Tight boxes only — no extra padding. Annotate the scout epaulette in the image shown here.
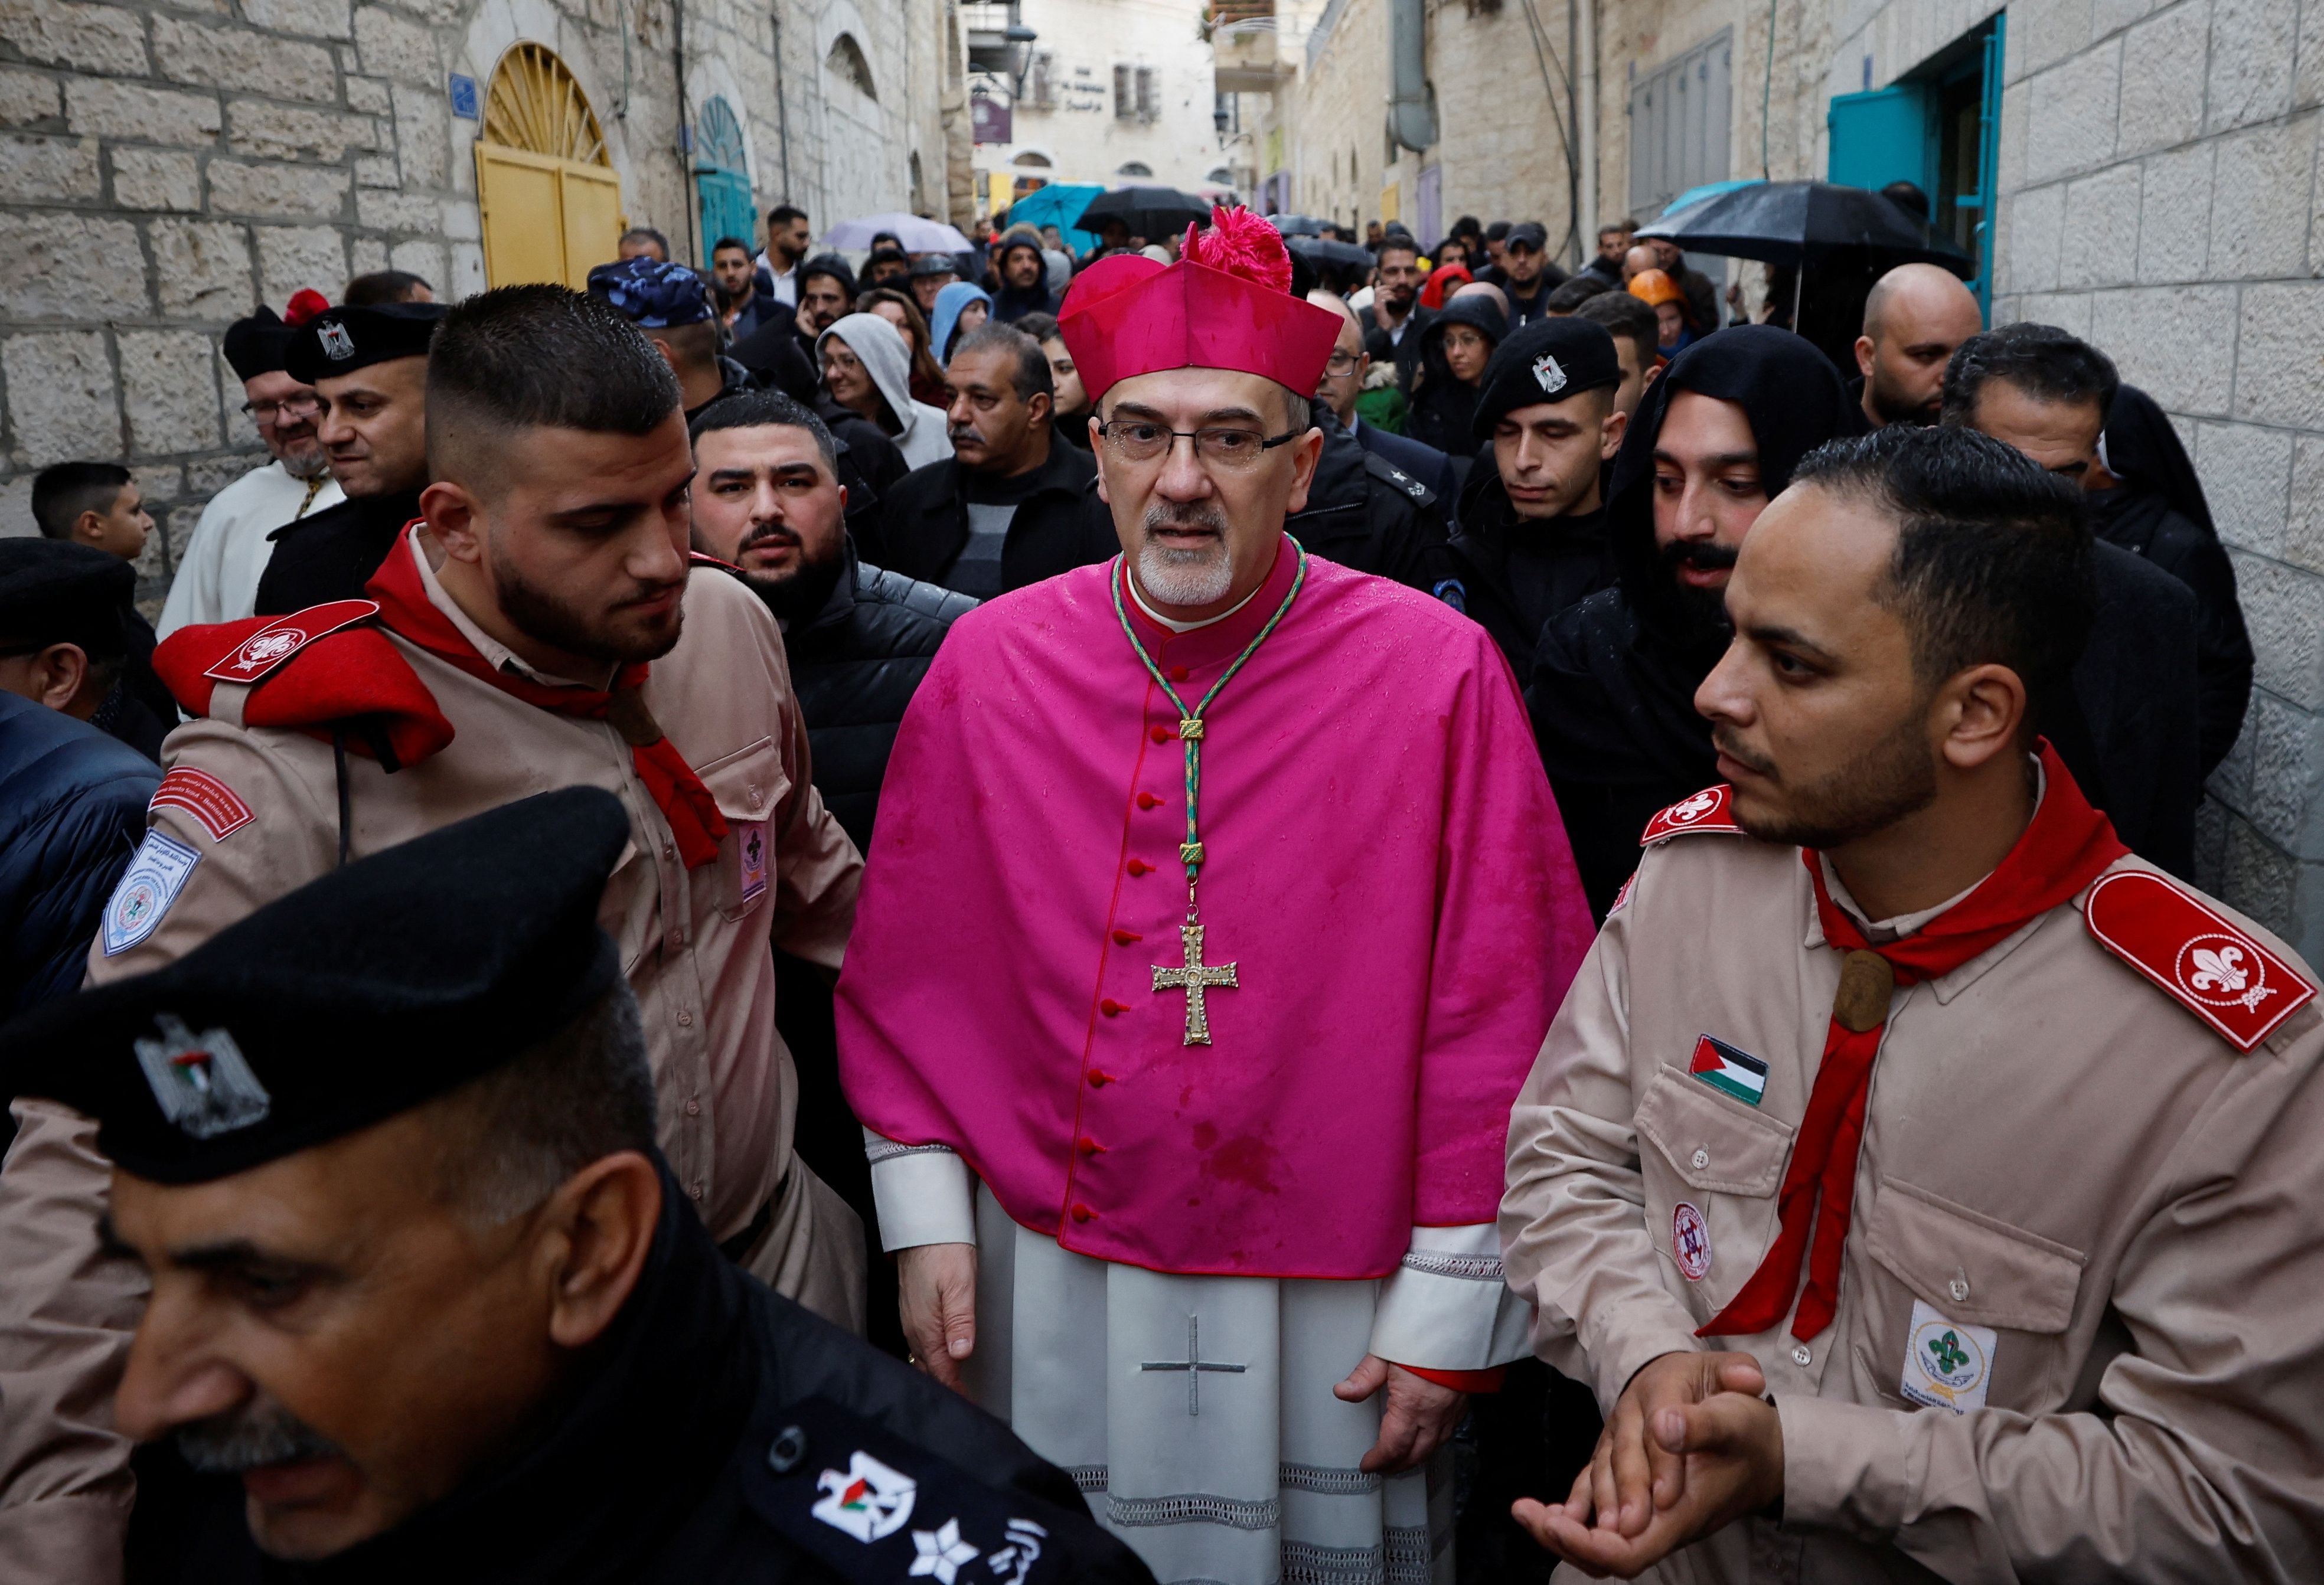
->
[2084,868,2316,1051]
[153,603,454,770]
[1640,785,1743,845]
[689,550,745,574]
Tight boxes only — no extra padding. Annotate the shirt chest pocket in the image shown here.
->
[690,736,789,924]
[1634,1067,1794,1319]
[1855,1177,2087,1415]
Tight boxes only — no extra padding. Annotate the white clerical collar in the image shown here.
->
[1126,568,1267,633]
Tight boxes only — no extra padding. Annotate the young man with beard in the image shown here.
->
[688,388,976,1361]
[1529,326,1854,919]
[868,322,1109,599]
[1849,264,1984,433]
[989,227,1059,323]
[1501,423,2324,1583]
[161,306,345,635]
[1361,236,1432,390]
[759,202,811,307]
[1433,318,1628,675]
[253,301,446,614]
[0,286,866,1576]
[0,792,1152,1584]
[1500,222,1569,328]
[836,211,1595,1585]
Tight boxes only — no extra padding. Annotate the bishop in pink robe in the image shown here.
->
[835,209,1595,1585]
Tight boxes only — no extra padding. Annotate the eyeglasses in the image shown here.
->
[241,396,321,424]
[1323,352,1362,377]
[1096,420,1303,469]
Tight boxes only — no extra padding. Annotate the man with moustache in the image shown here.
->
[252,300,446,613]
[1530,326,1855,919]
[1501,424,2324,1582]
[1848,264,1985,433]
[161,304,346,636]
[1308,292,1459,520]
[0,286,865,1577]
[837,209,1595,1585]
[867,322,1109,599]
[1,792,1153,1584]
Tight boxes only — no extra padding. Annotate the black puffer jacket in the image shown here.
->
[0,692,159,1018]
[1288,401,1446,591]
[864,442,1112,596]
[784,549,977,852]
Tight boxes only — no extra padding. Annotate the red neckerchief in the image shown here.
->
[365,529,729,870]
[1700,741,2126,1342]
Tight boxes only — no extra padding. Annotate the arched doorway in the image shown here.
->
[475,43,622,288]
[695,96,755,255]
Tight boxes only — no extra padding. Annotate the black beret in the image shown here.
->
[0,787,631,1185]
[221,306,293,383]
[0,539,135,653]
[1472,317,1624,439]
[283,301,448,385]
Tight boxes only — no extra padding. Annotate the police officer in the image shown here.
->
[1431,318,1628,675]
[255,300,448,613]
[1,790,1156,1584]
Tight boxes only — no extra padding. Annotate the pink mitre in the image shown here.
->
[1056,206,1343,405]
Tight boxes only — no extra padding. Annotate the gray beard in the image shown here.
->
[278,445,332,481]
[1136,539,1235,609]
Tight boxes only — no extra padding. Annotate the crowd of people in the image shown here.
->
[0,189,2312,1585]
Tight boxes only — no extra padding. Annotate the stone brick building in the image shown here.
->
[0,0,971,592]
[1241,0,2324,956]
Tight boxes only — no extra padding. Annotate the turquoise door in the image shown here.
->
[694,97,757,260]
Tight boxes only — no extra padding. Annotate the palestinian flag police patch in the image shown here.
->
[1688,1034,1767,1105]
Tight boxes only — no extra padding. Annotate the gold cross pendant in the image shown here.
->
[1152,922,1239,1045]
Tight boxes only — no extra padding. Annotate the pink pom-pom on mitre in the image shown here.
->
[1180,205,1291,295]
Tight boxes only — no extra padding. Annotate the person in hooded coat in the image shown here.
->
[1404,294,1506,463]
[2092,383,2253,777]
[931,281,995,364]
[989,227,1060,323]
[1528,327,1855,919]
[817,312,953,470]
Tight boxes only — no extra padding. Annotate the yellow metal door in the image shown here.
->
[476,145,570,288]
[559,164,624,287]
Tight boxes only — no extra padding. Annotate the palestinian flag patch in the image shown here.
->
[1688,1034,1767,1106]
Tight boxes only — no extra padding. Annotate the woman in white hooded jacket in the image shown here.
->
[816,311,953,470]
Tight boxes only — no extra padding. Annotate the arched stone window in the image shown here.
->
[1116,161,1153,178]
[827,32,877,100]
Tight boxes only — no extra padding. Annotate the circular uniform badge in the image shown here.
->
[1672,1201,1711,1282]
[1906,1313,1990,1406]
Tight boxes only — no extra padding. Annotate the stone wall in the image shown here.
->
[0,0,964,606]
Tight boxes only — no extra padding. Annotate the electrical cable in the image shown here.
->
[1513,0,1582,260]
[1761,0,1777,179]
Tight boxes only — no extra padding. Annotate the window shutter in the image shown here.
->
[1030,51,1054,110]
[1136,64,1158,122]
[1114,63,1133,120]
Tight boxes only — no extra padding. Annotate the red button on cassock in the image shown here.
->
[1101,999,1126,1017]
[1112,928,1143,945]
[1078,1136,1104,1155]
[1170,665,1190,682]
[1071,1204,1095,1223]
[1149,724,1171,743]
[1127,858,1150,875]
[1087,1069,1111,1087]
[1137,792,1161,809]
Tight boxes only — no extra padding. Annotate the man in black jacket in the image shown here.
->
[1946,326,2209,872]
[0,540,176,761]
[5,791,1152,1585]
[254,301,445,613]
[1432,318,1629,675]
[870,323,1112,597]
[1360,235,1432,391]
[687,388,974,1359]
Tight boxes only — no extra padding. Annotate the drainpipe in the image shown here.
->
[1388,0,1436,153]
[1576,0,1597,234]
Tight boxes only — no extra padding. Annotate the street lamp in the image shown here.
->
[1006,18,1039,99]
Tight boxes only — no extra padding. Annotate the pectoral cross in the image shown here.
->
[1152,921,1238,1046]
[1139,1315,1246,1416]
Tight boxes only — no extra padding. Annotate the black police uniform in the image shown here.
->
[3,791,1156,1585]
[254,302,446,614]
[1288,401,1447,593]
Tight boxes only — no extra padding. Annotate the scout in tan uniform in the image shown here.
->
[0,285,863,1580]
[1501,424,2324,1582]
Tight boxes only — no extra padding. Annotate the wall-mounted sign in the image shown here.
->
[449,73,479,119]
[971,91,1012,144]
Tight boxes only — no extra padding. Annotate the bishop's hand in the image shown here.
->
[897,1241,978,1390]
[1334,1355,1466,1475]
[1511,1349,1780,1578]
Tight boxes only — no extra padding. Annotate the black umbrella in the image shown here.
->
[1638,180,1973,276]
[1286,235,1374,295]
[1268,214,1333,237]
[1072,185,1213,242]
